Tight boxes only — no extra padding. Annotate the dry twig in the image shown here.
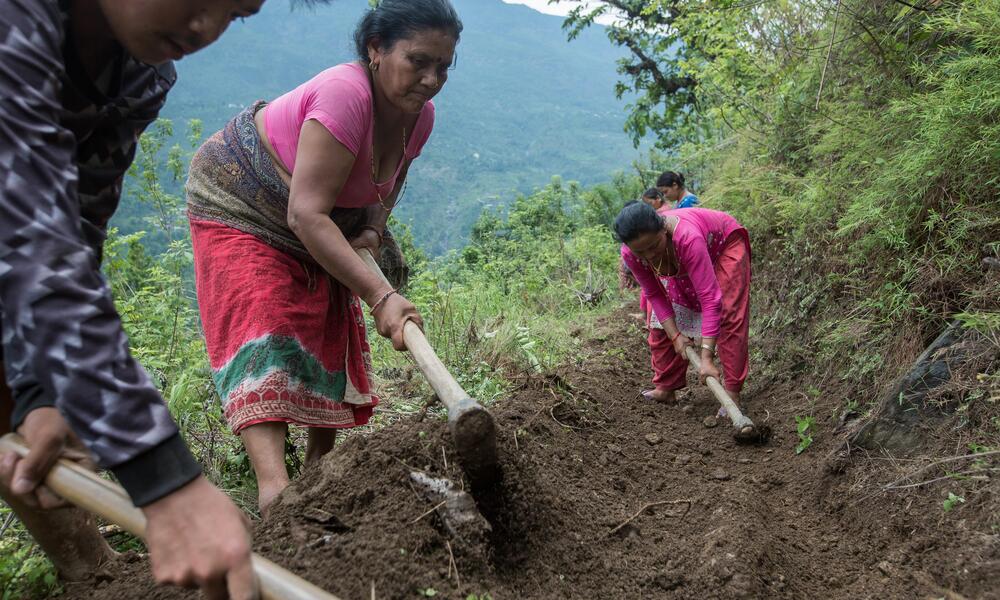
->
[445,540,460,587]
[607,500,692,537]
[882,450,1000,491]
[0,511,16,539]
[815,0,843,110]
[412,500,447,524]
[885,469,995,491]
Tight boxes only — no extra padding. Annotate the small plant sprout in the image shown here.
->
[943,492,965,512]
[795,415,817,454]
[516,325,543,373]
[606,346,626,360]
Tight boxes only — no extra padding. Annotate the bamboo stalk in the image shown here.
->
[0,434,340,600]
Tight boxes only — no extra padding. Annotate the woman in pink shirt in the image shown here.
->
[617,202,753,425]
[186,0,461,514]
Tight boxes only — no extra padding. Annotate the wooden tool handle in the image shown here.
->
[683,346,752,429]
[355,248,472,411]
[0,434,340,600]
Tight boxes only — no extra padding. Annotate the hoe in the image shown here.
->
[0,433,340,600]
[356,248,501,489]
[684,346,771,444]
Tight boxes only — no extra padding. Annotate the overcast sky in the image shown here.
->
[500,0,617,25]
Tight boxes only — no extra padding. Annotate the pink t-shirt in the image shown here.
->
[621,208,749,337]
[262,62,435,208]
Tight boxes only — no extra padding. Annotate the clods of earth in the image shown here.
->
[62,312,999,599]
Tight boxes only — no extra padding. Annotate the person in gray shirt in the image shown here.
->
[0,1,330,597]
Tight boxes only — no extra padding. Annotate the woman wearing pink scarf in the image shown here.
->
[617,202,752,419]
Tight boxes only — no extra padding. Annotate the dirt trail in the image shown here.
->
[64,311,998,599]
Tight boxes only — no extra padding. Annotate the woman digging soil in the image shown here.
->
[616,202,754,434]
[186,0,462,516]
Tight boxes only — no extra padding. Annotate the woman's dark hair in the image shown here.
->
[354,0,463,60]
[656,171,685,189]
[614,201,665,243]
[642,187,663,201]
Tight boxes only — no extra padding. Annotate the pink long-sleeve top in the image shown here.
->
[636,204,674,317]
[621,208,749,337]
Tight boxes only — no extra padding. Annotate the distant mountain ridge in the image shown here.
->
[125,0,639,253]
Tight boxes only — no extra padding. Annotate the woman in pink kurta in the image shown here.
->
[616,202,752,415]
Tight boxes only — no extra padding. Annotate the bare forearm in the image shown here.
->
[663,318,680,340]
[291,213,392,305]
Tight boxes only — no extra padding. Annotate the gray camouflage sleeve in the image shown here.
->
[0,0,201,506]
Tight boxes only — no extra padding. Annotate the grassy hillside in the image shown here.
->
[5,2,999,597]
[662,0,1000,393]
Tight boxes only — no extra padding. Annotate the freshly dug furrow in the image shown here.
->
[61,312,997,600]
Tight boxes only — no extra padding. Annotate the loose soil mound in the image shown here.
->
[63,312,998,599]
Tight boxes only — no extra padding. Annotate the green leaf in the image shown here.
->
[943,492,965,512]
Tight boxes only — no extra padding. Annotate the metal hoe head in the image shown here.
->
[732,414,772,445]
[733,423,771,446]
[683,346,771,447]
[448,397,501,489]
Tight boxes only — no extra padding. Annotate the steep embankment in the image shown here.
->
[66,301,998,598]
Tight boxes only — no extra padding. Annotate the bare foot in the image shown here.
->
[641,389,677,404]
[258,482,288,519]
[59,543,119,583]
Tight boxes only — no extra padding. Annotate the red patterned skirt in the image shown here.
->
[189,217,377,434]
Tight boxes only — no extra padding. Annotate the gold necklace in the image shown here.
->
[371,126,408,214]
[652,232,672,276]
[654,253,666,277]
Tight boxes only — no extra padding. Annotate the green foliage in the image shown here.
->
[0,534,62,600]
[366,174,633,409]
[562,0,1000,394]
[955,311,1000,339]
[0,511,61,600]
[969,442,994,455]
[109,122,222,437]
[558,0,698,148]
[515,326,544,373]
[106,119,259,500]
[117,118,202,254]
[943,492,965,512]
[795,415,817,455]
